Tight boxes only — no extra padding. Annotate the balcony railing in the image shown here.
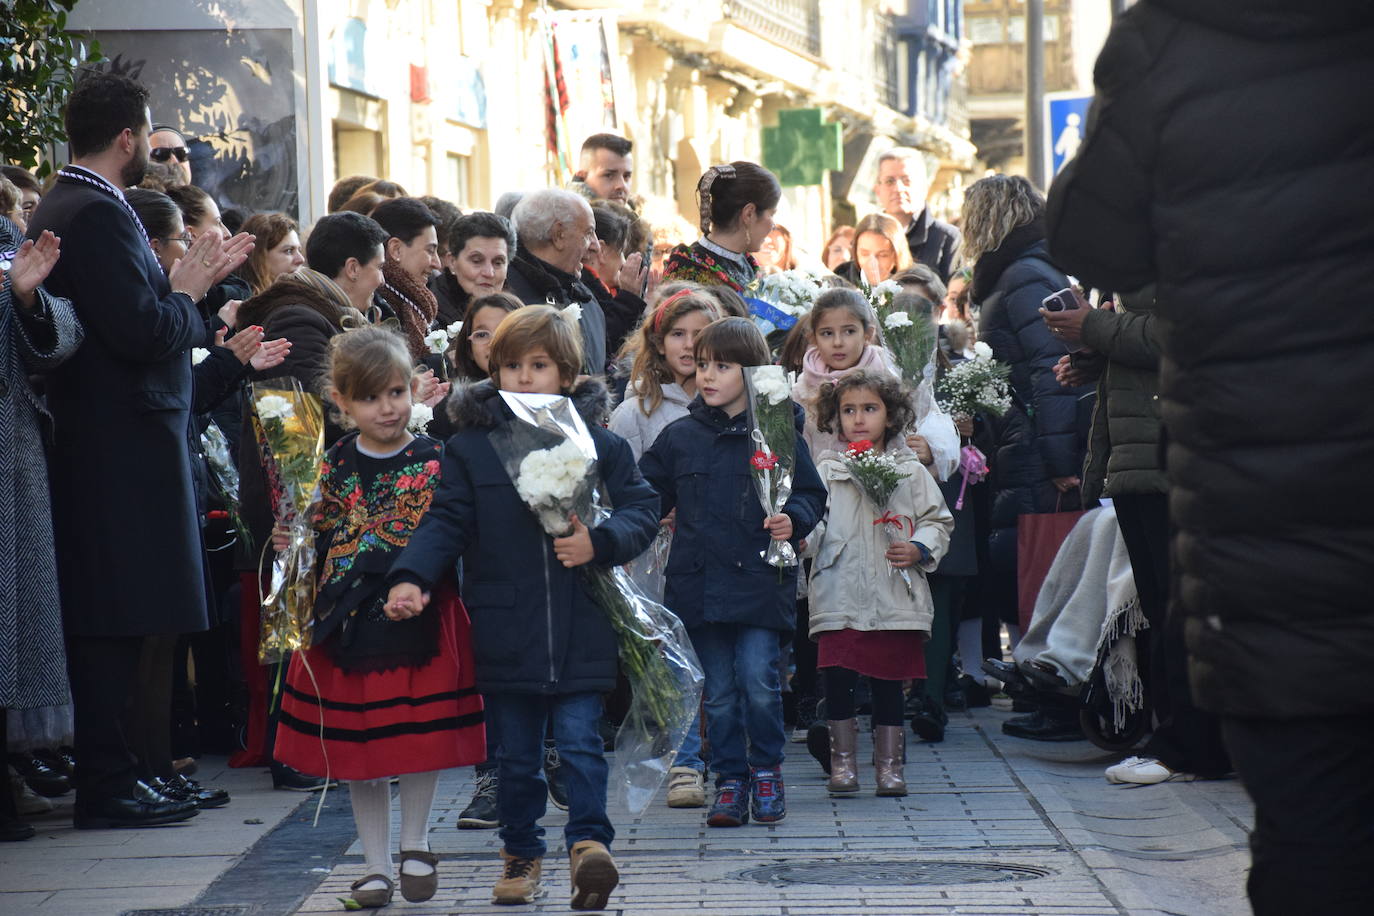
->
[723,0,821,58]
[873,11,900,110]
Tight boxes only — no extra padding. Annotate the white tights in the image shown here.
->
[349,770,441,891]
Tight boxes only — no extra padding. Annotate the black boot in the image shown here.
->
[1001,705,1082,742]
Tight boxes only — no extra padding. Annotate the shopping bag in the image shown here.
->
[1016,507,1087,631]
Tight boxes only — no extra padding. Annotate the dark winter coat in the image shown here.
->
[581,267,645,362]
[974,225,1093,575]
[505,244,607,376]
[639,397,827,633]
[904,207,962,285]
[427,269,469,329]
[28,172,217,636]
[1075,288,1166,502]
[389,378,659,695]
[1044,0,1374,718]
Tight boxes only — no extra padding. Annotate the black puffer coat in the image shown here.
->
[974,225,1093,575]
[1045,0,1374,718]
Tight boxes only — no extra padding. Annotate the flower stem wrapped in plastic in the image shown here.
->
[201,420,253,553]
[877,291,940,421]
[250,378,326,664]
[842,439,916,597]
[744,365,798,572]
[486,391,703,813]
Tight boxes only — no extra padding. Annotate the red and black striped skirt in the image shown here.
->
[273,585,485,781]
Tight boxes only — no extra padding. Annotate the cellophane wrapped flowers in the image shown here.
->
[487,391,703,814]
[936,341,1012,419]
[744,364,799,571]
[842,438,916,598]
[250,378,326,664]
[201,420,252,553]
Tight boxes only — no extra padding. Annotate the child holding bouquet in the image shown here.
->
[805,371,953,796]
[385,305,660,911]
[609,287,721,809]
[791,288,959,482]
[271,326,486,909]
[639,317,827,827]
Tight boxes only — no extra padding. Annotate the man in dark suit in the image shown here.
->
[874,147,961,284]
[26,72,252,828]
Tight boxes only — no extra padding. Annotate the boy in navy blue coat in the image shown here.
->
[639,317,826,827]
[386,306,659,910]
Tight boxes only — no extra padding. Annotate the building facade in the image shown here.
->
[68,0,976,258]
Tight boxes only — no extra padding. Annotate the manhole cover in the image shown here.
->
[735,860,1052,886]
[121,907,254,916]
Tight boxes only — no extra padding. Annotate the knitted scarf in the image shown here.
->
[376,258,439,360]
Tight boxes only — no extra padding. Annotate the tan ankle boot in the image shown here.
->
[874,725,908,796]
[568,839,619,910]
[492,848,543,905]
[826,718,860,795]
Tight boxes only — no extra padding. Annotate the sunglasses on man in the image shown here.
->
[150,146,189,163]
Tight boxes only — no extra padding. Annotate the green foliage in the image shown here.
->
[1,0,103,177]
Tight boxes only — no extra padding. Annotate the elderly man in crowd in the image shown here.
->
[873,147,960,284]
[26,72,252,829]
[505,188,607,376]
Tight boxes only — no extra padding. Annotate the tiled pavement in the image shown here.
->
[1,702,1253,916]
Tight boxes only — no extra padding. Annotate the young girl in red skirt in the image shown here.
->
[272,326,484,908]
[805,371,953,797]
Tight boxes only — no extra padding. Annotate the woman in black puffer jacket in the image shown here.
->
[964,176,1093,635]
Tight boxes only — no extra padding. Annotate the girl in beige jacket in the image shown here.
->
[806,371,953,797]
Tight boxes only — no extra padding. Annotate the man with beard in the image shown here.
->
[25,72,253,828]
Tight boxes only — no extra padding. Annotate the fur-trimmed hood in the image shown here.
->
[445,376,612,430]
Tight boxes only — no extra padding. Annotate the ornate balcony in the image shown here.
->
[723,0,821,58]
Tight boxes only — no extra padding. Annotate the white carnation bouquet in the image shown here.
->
[936,340,1012,419]
[747,267,824,316]
[487,391,703,814]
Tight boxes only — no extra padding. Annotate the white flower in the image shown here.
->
[445,320,464,338]
[406,402,434,433]
[884,311,913,330]
[873,279,901,300]
[191,348,210,365]
[515,439,590,507]
[424,329,449,354]
[561,302,583,324]
[255,394,295,421]
[751,365,792,406]
[973,340,993,359]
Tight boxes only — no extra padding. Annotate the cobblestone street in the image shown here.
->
[2,702,1253,916]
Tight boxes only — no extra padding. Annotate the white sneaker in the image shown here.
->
[1104,756,1197,785]
[665,766,706,808]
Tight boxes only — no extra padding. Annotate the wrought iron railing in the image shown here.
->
[873,11,900,110]
[723,0,821,58]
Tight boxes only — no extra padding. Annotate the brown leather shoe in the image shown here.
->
[874,725,908,796]
[492,849,543,905]
[399,848,438,902]
[826,719,860,795]
[349,873,394,909]
[568,839,619,910]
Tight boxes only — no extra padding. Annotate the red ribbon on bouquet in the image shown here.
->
[874,510,914,537]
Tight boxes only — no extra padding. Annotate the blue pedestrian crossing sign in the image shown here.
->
[1045,93,1094,179]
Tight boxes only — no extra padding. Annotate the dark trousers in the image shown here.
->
[1222,715,1374,915]
[66,634,144,797]
[1114,493,1230,776]
[126,634,178,780]
[921,575,967,714]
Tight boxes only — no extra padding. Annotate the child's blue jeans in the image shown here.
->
[689,623,786,784]
[486,691,613,858]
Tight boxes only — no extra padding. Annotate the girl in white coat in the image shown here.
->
[807,371,953,797]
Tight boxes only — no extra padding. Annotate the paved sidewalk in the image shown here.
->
[1,702,1253,916]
